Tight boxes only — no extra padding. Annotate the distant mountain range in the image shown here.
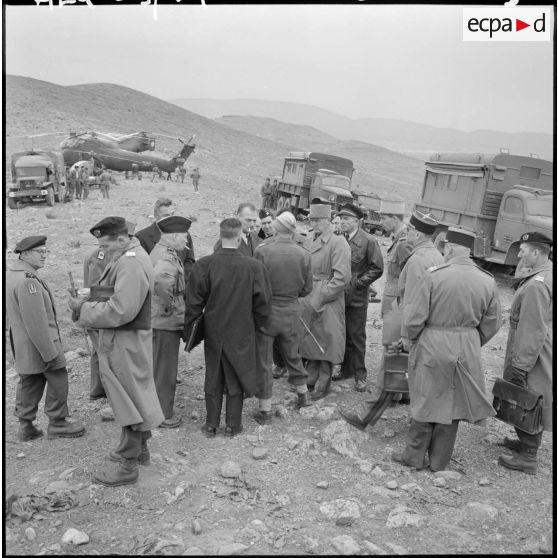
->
[171,98,554,161]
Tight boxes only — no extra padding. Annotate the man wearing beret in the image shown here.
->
[393,227,501,471]
[258,209,275,241]
[498,232,553,475]
[299,203,351,400]
[335,203,384,392]
[150,215,192,429]
[69,216,164,486]
[7,236,85,442]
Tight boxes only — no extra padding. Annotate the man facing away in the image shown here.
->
[185,218,271,437]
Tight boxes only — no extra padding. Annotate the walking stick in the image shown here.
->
[299,317,325,355]
[68,271,91,355]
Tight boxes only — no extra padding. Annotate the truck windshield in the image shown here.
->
[321,176,350,188]
[527,198,553,217]
[16,168,46,179]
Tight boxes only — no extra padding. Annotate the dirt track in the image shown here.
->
[4,176,553,555]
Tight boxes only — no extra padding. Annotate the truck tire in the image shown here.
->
[8,197,18,210]
[45,187,55,207]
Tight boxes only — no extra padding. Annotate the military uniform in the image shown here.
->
[99,170,111,199]
[190,168,200,192]
[68,168,78,199]
[261,180,272,209]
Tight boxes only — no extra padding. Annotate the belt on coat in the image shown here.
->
[313,273,332,281]
[426,325,476,331]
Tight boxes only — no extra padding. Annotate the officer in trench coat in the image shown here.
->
[70,216,164,487]
[7,236,85,442]
[299,203,351,400]
[392,228,502,471]
[498,232,553,475]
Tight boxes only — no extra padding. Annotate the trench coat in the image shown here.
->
[79,238,164,431]
[184,248,272,397]
[503,261,553,431]
[299,227,351,363]
[6,260,66,375]
[405,256,502,425]
[83,246,110,288]
[398,239,444,338]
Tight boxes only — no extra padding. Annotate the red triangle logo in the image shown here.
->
[516,19,530,31]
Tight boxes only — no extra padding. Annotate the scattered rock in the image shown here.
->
[219,461,242,479]
[16,453,25,459]
[275,405,289,419]
[284,436,300,450]
[190,410,201,421]
[246,435,259,443]
[433,476,447,488]
[385,542,409,554]
[195,394,204,401]
[362,540,388,555]
[320,420,367,459]
[370,486,401,499]
[59,467,77,480]
[25,527,36,540]
[371,466,386,478]
[192,519,202,535]
[383,428,396,438]
[433,470,462,482]
[386,506,425,528]
[331,535,361,555]
[252,447,269,461]
[478,478,491,486]
[358,461,373,474]
[174,522,187,532]
[320,498,361,522]
[45,480,76,494]
[464,502,498,521]
[401,483,422,493]
[76,348,89,357]
[316,406,336,421]
[329,385,342,394]
[183,546,204,555]
[216,543,248,555]
[64,351,80,362]
[386,480,398,490]
[100,407,115,421]
[54,520,63,527]
[303,536,320,554]
[299,406,319,419]
[335,516,354,526]
[61,528,89,545]
[47,544,61,552]
[316,480,329,489]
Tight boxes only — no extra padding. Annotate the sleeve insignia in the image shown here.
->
[97,251,105,260]
[535,275,545,282]
[125,251,136,257]
[27,281,38,294]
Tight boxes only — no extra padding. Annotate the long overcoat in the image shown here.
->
[6,260,66,375]
[299,227,351,363]
[405,256,502,425]
[184,248,272,397]
[79,238,164,431]
[503,261,553,431]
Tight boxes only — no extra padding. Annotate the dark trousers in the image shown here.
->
[100,184,110,198]
[205,358,244,429]
[403,419,459,471]
[153,329,181,418]
[114,427,152,459]
[306,360,332,394]
[15,368,69,423]
[273,340,285,368]
[88,329,106,398]
[82,185,90,199]
[515,427,543,452]
[75,181,83,198]
[340,305,368,382]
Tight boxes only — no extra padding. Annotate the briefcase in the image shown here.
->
[384,352,409,394]
[185,315,204,353]
[492,378,544,435]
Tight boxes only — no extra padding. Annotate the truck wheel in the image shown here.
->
[45,187,55,207]
[8,197,18,210]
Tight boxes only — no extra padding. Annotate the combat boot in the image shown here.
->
[498,449,538,475]
[252,410,272,426]
[47,419,85,439]
[94,458,139,487]
[498,437,523,453]
[18,420,44,442]
[108,442,150,465]
[296,392,312,409]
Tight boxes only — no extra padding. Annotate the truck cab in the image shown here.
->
[310,169,353,206]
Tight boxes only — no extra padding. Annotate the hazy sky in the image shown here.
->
[5,4,554,134]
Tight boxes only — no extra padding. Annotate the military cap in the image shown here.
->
[337,203,364,220]
[259,209,272,219]
[90,216,128,238]
[444,227,476,250]
[157,215,192,233]
[519,232,552,246]
[273,211,297,233]
[14,235,47,254]
[408,209,438,235]
[308,203,331,220]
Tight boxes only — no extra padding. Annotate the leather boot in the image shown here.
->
[296,392,312,409]
[108,442,150,465]
[499,437,523,452]
[253,410,272,425]
[18,420,44,442]
[94,458,139,486]
[47,419,85,439]
[498,449,538,475]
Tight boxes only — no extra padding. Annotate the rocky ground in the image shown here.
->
[4,176,553,555]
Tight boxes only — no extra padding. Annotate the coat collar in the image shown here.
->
[446,255,475,266]
[347,227,364,246]
[310,227,334,253]
[10,259,39,274]
[215,247,244,256]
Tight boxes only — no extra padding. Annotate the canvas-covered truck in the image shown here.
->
[8,150,67,209]
[414,152,553,268]
[275,152,355,214]
[354,191,385,235]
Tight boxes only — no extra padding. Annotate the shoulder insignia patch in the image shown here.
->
[535,275,545,282]
[24,271,37,279]
[97,251,105,260]
[27,281,38,294]
[125,251,136,257]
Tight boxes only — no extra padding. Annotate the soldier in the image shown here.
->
[151,165,160,183]
[7,236,85,442]
[498,232,553,475]
[184,218,272,437]
[99,168,111,199]
[261,177,273,209]
[68,167,77,200]
[258,209,274,241]
[335,203,384,392]
[253,212,314,422]
[150,216,192,428]
[190,167,201,193]
[131,163,139,180]
[392,228,501,471]
[270,178,279,210]
[179,165,187,184]
[299,202,351,400]
[69,216,164,486]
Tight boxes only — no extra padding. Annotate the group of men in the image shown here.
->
[260,176,279,209]
[7,195,552,489]
[67,165,91,200]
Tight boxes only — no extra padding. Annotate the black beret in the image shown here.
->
[90,216,128,238]
[157,215,192,233]
[444,227,476,250]
[337,203,364,220]
[408,210,438,235]
[14,235,47,253]
[520,232,552,246]
[259,209,272,219]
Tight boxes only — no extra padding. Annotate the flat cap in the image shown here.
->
[157,215,192,233]
[408,209,438,235]
[259,209,272,219]
[14,235,47,253]
[90,216,128,238]
[308,203,331,220]
[520,231,552,246]
[444,227,476,250]
[337,203,364,220]
[273,211,297,233]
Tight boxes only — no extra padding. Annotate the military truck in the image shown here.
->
[8,150,67,209]
[353,191,386,235]
[275,152,354,214]
[413,152,553,268]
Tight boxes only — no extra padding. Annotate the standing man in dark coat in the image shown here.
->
[335,203,384,391]
[190,167,201,193]
[184,218,272,437]
[7,236,85,442]
[213,202,262,257]
[498,232,553,475]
